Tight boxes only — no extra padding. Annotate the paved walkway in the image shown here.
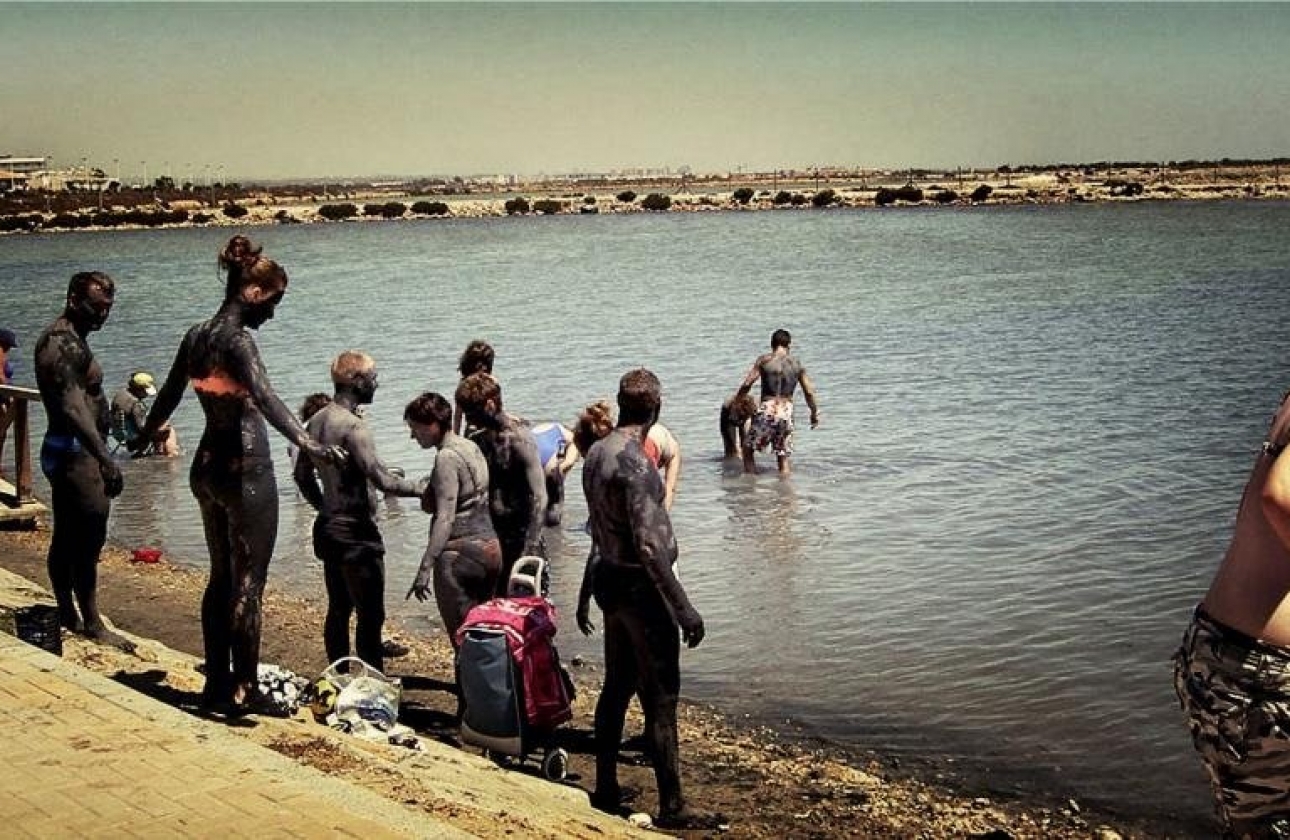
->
[0,631,475,838]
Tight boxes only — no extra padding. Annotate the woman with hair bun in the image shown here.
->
[136,234,343,715]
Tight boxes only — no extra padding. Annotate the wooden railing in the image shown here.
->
[0,384,40,505]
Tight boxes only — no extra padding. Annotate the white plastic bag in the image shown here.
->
[322,656,402,730]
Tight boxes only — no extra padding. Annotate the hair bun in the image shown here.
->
[219,235,263,274]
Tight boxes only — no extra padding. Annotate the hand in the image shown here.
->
[406,564,433,602]
[810,412,820,429]
[305,440,347,467]
[679,607,705,649]
[100,460,124,498]
[125,435,148,455]
[576,599,595,637]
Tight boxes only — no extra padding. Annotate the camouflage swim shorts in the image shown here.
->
[1174,607,1290,838]
[748,399,794,457]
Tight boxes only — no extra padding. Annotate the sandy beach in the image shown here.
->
[0,519,1174,838]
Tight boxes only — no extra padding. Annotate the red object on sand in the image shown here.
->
[131,548,162,564]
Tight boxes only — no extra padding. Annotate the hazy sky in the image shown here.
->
[4,3,1289,182]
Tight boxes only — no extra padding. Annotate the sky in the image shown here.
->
[4,2,1290,183]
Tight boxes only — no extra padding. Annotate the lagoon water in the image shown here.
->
[6,200,1288,833]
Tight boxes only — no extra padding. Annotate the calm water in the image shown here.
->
[6,201,1288,833]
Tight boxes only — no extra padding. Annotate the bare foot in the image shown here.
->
[82,622,138,654]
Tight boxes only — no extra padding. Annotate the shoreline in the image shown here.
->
[0,522,1190,838]
[2,164,1289,236]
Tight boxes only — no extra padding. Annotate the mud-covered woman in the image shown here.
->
[135,235,342,714]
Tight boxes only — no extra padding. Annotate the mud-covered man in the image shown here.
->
[454,372,546,591]
[734,328,820,475]
[34,271,133,650]
[581,367,713,830]
[293,351,420,673]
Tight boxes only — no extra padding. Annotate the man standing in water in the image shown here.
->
[733,328,820,475]
[454,372,547,591]
[1176,390,1290,836]
[582,368,713,830]
[293,351,421,673]
[33,272,133,650]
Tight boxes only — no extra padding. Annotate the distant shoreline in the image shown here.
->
[3,163,1289,235]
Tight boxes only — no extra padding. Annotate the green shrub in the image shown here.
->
[970,184,993,202]
[640,193,672,211]
[411,201,450,216]
[505,196,530,215]
[790,193,808,206]
[772,191,794,205]
[934,190,959,204]
[583,195,596,205]
[532,199,564,215]
[363,203,385,217]
[732,187,755,204]
[274,210,300,224]
[222,203,248,219]
[811,189,837,207]
[615,190,637,203]
[381,201,406,218]
[317,203,358,221]
[191,212,215,224]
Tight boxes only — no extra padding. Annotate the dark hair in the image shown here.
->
[68,271,114,300]
[573,399,614,455]
[218,235,286,301]
[456,371,501,415]
[458,340,495,377]
[617,368,661,425]
[771,328,792,349]
[298,392,332,422]
[405,391,452,428]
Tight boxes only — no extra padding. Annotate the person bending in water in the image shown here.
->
[455,372,547,591]
[293,351,420,673]
[528,420,579,526]
[134,235,342,715]
[404,392,501,647]
[33,272,133,650]
[734,328,820,475]
[643,421,682,512]
[720,393,757,460]
[581,369,711,830]
[1175,389,1290,836]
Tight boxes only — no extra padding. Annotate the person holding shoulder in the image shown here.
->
[33,273,133,650]
[1176,390,1290,836]
[292,351,421,673]
[734,328,820,475]
[134,234,343,715]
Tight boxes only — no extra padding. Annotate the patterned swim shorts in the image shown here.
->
[1174,606,1290,838]
[747,400,794,457]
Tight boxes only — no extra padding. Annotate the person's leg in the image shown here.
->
[194,480,234,705]
[227,461,278,706]
[592,605,639,813]
[636,597,685,821]
[322,559,354,665]
[777,454,791,475]
[45,471,80,631]
[545,468,564,527]
[346,553,386,673]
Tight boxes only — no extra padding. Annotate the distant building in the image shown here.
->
[0,156,47,192]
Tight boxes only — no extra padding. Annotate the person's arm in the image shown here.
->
[513,428,548,555]
[799,370,820,429]
[556,426,581,476]
[348,423,419,497]
[408,451,460,601]
[291,436,324,512]
[625,460,704,648]
[135,327,193,450]
[575,541,600,636]
[452,399,465,435]
[231,332,340,464]
[39,331,122,495]
[734,355,764,400]
[661,433,682,511]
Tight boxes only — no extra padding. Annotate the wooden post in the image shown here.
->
[14,399,32,503]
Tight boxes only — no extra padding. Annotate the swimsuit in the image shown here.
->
[531,423,568,471]
[1175,606,1290,834]
[748,400,795,457]
[40,433,83,477]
